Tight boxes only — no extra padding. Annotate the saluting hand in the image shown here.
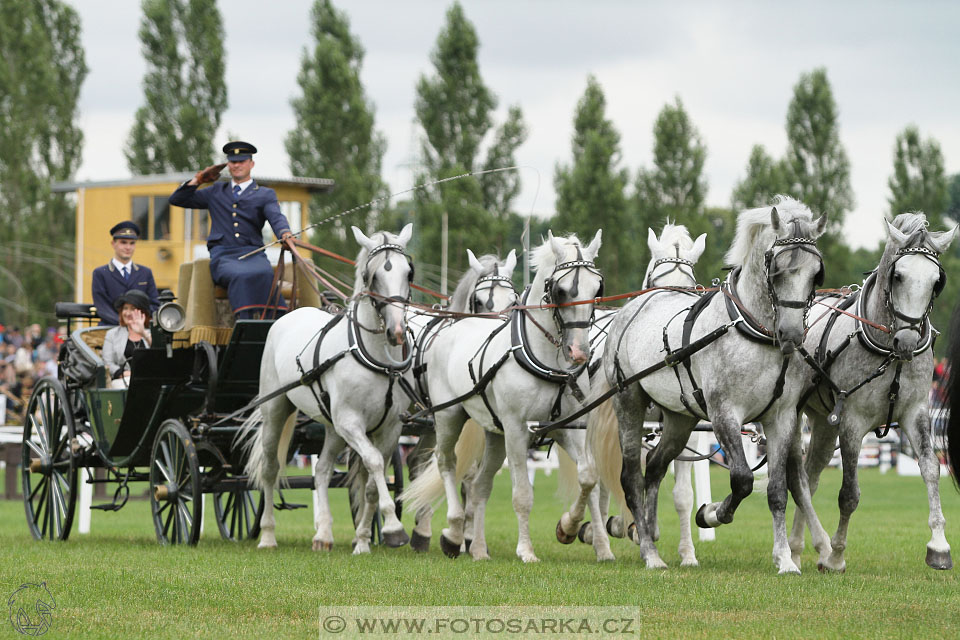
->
[192,163,227,185]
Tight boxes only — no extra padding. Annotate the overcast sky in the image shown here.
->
[73,0,960,249]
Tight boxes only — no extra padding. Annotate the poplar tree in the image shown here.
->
[888,126,948,228]
[286,0,389,259]
[783,68,854,229]
[731,144,789,211]
[413,2,524,280]
[0,0,87,323]
[125,0,227,174]
[554,76,632,294]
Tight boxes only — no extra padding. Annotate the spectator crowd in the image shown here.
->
[0,323,66,424]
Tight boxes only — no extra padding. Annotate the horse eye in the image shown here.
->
[893,272,903,282]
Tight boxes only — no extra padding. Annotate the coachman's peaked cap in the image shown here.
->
[110,221,141,239]
[223,141,257,162]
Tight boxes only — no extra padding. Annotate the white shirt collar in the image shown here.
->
[112,258,133,272]
[231,178,253,195]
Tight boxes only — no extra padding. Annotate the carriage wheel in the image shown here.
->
[213,482,264,541]
[21,378,78,541]
[149,419,202,545]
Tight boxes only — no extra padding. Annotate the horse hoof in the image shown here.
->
[313,540,333,551]
[627,522,638,544]
[695,504,712,529]
[606,516,625,538]
[464,538,472,553]
[556,520,576,544]
[440,534,461,559]
[578,522,592,544]
[410,531,431,553]
[382,529,410,548]
[926,548,953,570]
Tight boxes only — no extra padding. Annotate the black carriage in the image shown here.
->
[21,295,402,546]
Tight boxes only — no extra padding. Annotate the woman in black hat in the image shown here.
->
[102,290,153,389]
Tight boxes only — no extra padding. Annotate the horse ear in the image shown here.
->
[647,228,660,253]
[397,222,413,246]
[690,233,707,262]
[885,218,909,246]
[770,206,781,231]
[815,213,828,235]
[585,229,603,260]
[548,230,565,259]
[351,226,375,251]
[928,225,959,254]
[467,249,483,273]
[503,248,517,274]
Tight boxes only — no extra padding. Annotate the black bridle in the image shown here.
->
[361,242,413,320]
[645,250,697,288]
[541,256,604,338]
[882,245,945,340]
[762,225,824,319]
[469,265,519,313]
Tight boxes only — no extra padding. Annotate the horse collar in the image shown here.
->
[722,268,777,346]
[347,305,413,374]
[511,289,587,391]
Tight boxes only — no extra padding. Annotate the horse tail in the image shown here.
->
[240,407,297,490]
[400,419,486,512]
[946,303,960,488]
[587,380,628,517]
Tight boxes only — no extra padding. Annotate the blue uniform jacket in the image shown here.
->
[168,180,292,249]
[91,262,160,325]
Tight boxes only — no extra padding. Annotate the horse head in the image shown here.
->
[536,229,603,366]
[644,223,706,287]
[727,197,827,354]
[463,249,519,314]
[880,214,957,359]
[351,223,414,347]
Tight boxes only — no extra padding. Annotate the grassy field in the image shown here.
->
[2,463,960,639]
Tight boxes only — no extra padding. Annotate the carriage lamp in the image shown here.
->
[155,302,186,333]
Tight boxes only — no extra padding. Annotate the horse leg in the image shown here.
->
[311,429,346,551]
[824,422,867,572]
[641,410,697,568]
[461,463,478,552]
[789,413,836,569]
[255,398,297,549]
[554,429,614,562]
[614,386,658,565]
[467,432,505,561]
[352,471,379,555]
[759,409,806,574]
[407,430,435,552]
[696,407,753,530]
[900,406,952,569]
[434,407,469,557]
[503,425,539,563]
[783,419,837,572]
[672,456,698,567]
[336,420,408,548]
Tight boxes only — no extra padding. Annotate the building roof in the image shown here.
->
[52,172,335,194]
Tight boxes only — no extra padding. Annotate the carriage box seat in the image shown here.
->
[173,258,323,347]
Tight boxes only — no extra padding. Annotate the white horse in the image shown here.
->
[599,197,836,573]
[583,223,706,564]
[405,249,519,552]
[790,212,957,571]
[243,224,415,553]
[403,231,607,562]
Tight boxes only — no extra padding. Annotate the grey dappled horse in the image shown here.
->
[791,212,957,571]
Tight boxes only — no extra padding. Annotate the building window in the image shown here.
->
[129,195,171,241]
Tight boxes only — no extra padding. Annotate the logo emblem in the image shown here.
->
[8,582,56,636]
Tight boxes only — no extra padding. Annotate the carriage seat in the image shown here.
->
[174,258,323,347]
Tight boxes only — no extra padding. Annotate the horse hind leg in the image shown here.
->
[407,431,435,552]
[784,418,837,572]
[900,408,952,570]
[352,470,377,555]
[254,399,297,549]
[467,432,505,561]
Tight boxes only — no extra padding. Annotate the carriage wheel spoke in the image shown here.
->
[163,504,175,540]
[156,441,174,483]
[25,437,44,459]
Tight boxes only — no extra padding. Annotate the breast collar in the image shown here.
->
[854,271,933,358]
[721,267,777,346]
[510,288,587,390]
[346,303,414,375]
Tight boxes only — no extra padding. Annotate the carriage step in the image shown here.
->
[90,502,123,511]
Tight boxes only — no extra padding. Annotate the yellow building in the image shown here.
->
[53,173,333,303]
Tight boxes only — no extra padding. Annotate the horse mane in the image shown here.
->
[352,230,395,296]
[448,254,502,313]
[530,233,582,275]
[656,221,696,255]
[724,195,815,270]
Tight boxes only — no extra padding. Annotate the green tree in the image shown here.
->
[554,76,633,295]
[783,68,854,229]
[286,0,389,262]
[947,173,960,226]
[125,0,226,174]
[731,144,789,211]
[888,126,948,228]
[0,0,87,323]
[413,2,523,278]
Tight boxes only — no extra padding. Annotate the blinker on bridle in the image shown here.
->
[884,245,945,335]
[362,242,412,315]
[471,267,518,313]
[763,227,824,312]
[543,258,604,332]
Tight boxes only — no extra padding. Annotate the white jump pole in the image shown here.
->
[78,472,92,534]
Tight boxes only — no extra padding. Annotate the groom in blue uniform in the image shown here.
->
[91,221,160,325]
[169,141,294,319]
